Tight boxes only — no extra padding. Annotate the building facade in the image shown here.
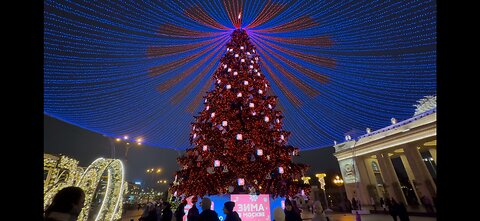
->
[333,97,436,212]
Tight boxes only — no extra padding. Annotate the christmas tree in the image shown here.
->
[171,29,309,198]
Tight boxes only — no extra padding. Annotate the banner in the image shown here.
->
[182,194,285,221]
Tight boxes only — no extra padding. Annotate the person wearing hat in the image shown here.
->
[199,197,220,221]
[284,199,302,221]
[188,196,200,221]
[223,201,242,221]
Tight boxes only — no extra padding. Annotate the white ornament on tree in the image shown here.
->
[256,149,263,156]
[211,112,215,118]
[203,145,208,151]
[222,121,228,126]
[252,111,257,116]
[244,81,249,85]
[258,89,263,94]
[264,116,269,122]
[236,134,243,140]
[214,160,221,167]
[233,71,238,76]
[249,103,255,108]
[238,178,245,186]
[226,84,231,89]
[237,92,242,97]
[227,68,232,72]
[240,46,244,50]
[223,165,229,173]
[235,54,239,58]
[278,167,284,174]
[249,65,253,69]
[266,174,271,179]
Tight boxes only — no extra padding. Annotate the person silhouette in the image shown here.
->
[44,186,85,221]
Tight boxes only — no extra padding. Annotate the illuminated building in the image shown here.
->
[333,96,436,212]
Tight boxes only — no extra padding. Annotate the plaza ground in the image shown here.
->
[121,209,436,221]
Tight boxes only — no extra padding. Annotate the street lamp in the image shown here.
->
[115,135,143,163]
[316,173,332,212]
[333,176,344,186]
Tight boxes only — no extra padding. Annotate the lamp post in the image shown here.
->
[333,175,345,210]
[116,136,143,163]
[316,173,332,212]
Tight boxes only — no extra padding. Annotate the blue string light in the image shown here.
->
[44,0,436,150]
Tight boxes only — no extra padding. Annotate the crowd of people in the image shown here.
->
[45,186,434,221]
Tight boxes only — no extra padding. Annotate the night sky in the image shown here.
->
[44,114,340,191]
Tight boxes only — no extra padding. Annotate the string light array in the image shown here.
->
[44,0,436,150]
[43,155,126,221]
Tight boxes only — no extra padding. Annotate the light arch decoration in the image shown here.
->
[76,158,126,221]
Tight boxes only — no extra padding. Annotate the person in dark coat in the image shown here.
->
[397,202,409,221]
[351,197,358,210]
[199,197,220,221]
[223,201,241,221]
[388,199,399,221]
[44,186,85,221]
[187,198,200,221]
[160,202,173,221]
[175,199,187,221]
[284,199,302,221]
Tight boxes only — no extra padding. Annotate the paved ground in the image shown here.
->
[120,209,437,221]
[307,213,436,221]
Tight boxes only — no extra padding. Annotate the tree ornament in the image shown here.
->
[226,84,231,89]
[278,167,284,174]
[267,155,270,160]
[238,178,245,186]
[249,103,254,108]
[206,106,210,110]
[241,59,245,62]
[214,160,221,167]
[256,149,263,156]
[211,112,215,118]
[235,54,239,58]
[264,116,269,122]
[249,65,253,69]
[233,71,238,76]
[237,92,242,97]
[236,134,243,140]
[250,154,256,161]
[266,174,271,179]
[244,80,249,85]
[240,46,244,50]
[223,165,229,173]
[203,145,208,151]
[258,89,263,94]
[228,186,234,193]
[228,68,232,72]
[252,111,257,116]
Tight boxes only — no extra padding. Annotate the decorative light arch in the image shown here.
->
[76,158,126,221]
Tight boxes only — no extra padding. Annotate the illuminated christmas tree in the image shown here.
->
[170,29,309,198]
